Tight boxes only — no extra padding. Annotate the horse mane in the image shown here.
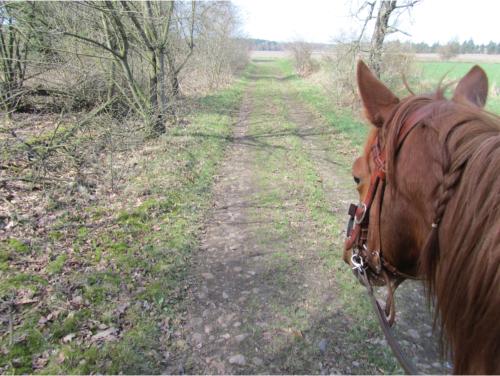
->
[383,93,500,373]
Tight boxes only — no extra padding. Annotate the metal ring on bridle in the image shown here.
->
[354,203,367,224]
[351,253,365,272]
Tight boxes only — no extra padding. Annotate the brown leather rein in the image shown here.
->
[344,105,434,375]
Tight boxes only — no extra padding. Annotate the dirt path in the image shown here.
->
[169,60,449,374]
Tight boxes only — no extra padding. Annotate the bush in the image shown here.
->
[289,41,318,77]
[438,41,460,60]
[320,42,418,109]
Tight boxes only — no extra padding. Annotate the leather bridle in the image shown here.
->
[344,103,433,304]
[343,103,435,374]
[344,134,409,323]
[344,135,388,274]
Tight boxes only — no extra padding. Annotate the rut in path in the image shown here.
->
[169,60,449,374]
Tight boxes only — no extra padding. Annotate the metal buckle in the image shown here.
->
[351,251,365,273]
[354,203,367,224]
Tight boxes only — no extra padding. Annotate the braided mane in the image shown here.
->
[383,94,500,373]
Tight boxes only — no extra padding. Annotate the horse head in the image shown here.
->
[344,60,500,374]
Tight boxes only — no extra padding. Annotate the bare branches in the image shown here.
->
[349,0,420,77]
[0,0,246,139]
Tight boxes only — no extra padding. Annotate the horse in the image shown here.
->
[343,60,500,374]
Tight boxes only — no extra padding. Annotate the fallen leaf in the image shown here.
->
[91,327,118,342]
[62,333,76,343]
[71,296,84,308]
[32,354,49,369]
[115,302,130,316]
[57,351,65,364]
[14,298,39,306]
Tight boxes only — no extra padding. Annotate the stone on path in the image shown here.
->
[228,354,246,366]
[192,333,203,344]
[234,333,249,343]
[318,338,328,354]
[252,357,264,366]
[408,328,420,340]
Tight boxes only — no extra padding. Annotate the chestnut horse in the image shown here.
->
[344,61,499,374]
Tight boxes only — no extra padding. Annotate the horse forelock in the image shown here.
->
[381,92,500,374]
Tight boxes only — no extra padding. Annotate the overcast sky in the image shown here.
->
[232,0,500,45]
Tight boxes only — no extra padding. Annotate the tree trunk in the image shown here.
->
[369,0,397,78]
[106,60,117,103]
[158,51,168,116]
[148,50,168,135]
[171,74,180,97]
[149,50,159,112]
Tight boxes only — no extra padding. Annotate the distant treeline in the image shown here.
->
[411,39,500,54]
[247,38,500,55]
[246,38,332,52]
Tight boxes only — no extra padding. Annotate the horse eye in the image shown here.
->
[353,176,360,185]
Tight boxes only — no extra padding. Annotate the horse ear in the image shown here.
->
[452,65,488,107]
[357,60,399,128]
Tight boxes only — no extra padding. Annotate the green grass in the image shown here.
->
[417,61,500,113]
[417,61,500,83]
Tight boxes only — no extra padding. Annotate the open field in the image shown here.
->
[252,50,500,63]
[416,61,500,112]
[252,50,500,113]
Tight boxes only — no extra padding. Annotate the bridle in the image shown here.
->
[344,135,390,276]
[344,133,409,324]
[343,104,435,374]
[344,103,433,304]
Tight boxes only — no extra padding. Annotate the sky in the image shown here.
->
[232,0,500,45]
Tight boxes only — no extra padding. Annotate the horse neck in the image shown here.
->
[420,110,500,374]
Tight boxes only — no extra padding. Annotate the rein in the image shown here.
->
[358,269,419,375]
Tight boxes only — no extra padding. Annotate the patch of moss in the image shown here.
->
[83,272,121,304]
[107,241,128,253]
[47,254,67,275]
[0,328,46,374]
[77,226,89,240]
[0,248,11,263]
[48,231,64,241]
[116,211,148,232]
[3,238,30,254]
[102,319,161,374]
[1,273,47,299]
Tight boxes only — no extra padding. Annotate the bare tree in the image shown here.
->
[1,0,247,137]
[353,0,420,77]
[0,1,36,116]
[35,1,199,136]
[185,2,248,92]
[438,39,460,61]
